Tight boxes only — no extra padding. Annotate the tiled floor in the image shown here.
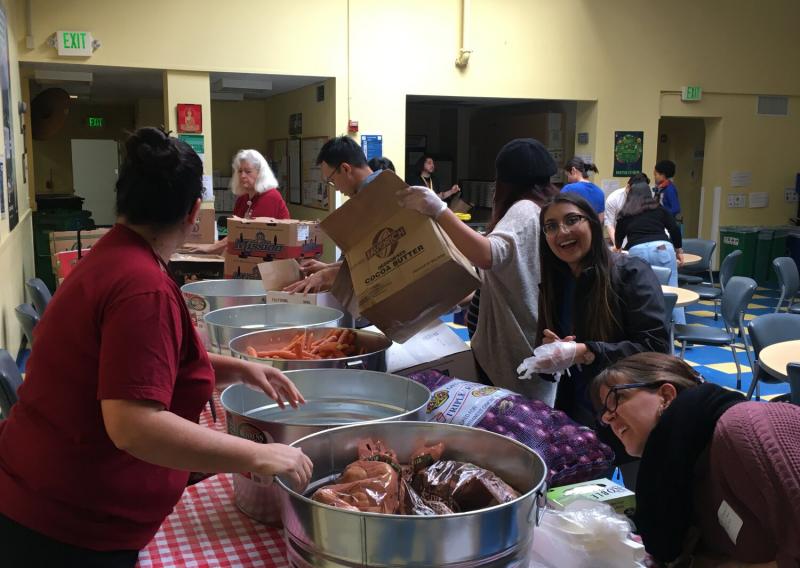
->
[444,283,791,399]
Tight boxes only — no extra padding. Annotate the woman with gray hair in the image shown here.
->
[188,149,289,254]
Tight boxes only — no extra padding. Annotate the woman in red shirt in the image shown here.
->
[0,128,311,567]
[190,148,290,254]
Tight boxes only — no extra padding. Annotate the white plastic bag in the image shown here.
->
[517,341,577,380]
[530,500,646,568]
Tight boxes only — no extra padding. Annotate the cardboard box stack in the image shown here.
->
[322,170,480,343]
[184,208,217,245]
[50,228,111,285]
[224,217,324,280]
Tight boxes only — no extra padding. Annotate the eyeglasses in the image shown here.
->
[324,165,342,189]
[597,381,671,424]
[543,213,588,235]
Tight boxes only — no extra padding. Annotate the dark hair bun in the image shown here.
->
[126,127,180,173]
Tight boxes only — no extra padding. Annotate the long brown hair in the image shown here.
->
[589,352,704,410]
[487,179,557,233]
[537,192,620,344]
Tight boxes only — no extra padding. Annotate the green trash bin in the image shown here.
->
[32,209,94,291]
[719,226,758,278]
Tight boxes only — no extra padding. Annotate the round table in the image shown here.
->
[757,339,800,380]
[681,253,702,266]
[661,285,700,307]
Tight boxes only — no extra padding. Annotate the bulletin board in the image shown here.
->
[268,138,289,201]
[287,138,301,205]
[300,136,330,211]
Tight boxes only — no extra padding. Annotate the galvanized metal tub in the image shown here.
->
[278,421,548,567]
[204,304,344,355]
[229,327,392,372]
[221,370,430,525]
[181,279,268,347]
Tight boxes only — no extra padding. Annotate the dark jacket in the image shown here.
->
[542,254,669,428]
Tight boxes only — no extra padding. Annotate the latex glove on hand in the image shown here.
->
[517,341,577,380]
[396,185,447,219]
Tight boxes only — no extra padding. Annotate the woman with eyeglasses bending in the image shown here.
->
[591,353,800,568]
[534,192,669,483]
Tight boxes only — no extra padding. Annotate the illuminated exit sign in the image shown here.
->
[681,85,702,102]
[56,31,94,56]
[88,117,104,128]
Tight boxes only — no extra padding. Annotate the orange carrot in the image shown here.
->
[258,350,299,359]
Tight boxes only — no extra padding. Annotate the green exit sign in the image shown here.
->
[88,117,104,128]
[56,30,94,56]
[681,86,702,102]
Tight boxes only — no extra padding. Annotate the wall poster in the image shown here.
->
[613,131,644,177]
[300,136,329,211]
[0,4,17,229]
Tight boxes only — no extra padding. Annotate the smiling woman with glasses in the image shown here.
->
[588,352,800,567]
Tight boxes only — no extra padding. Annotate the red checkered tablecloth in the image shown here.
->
[137,393,289,567]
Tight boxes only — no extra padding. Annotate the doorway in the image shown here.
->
[657,117,706,238]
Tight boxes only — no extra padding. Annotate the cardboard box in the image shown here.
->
[226,216,323,259]
[184,208,217,245]
[224,253,262,279]
[448,196,473,214]
[50,228,110,271]
[546,478,636,516]
[259,259,354,327]
[168,253,224,286]
[365,321,477,380]
[321,170,481,343]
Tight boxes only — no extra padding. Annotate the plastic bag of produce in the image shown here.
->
[413,460,520,513]
[409,370,614,486]
[311,460,400,513]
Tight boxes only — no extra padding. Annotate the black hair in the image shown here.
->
[488,179,557,233]
[619,182,659,218]
[564,157,599,178]
[628,172,650,186]
[415,153,434,175]
[537,192,620,343]
[367,156,395,172]
[115,127,203,227]
[316,136,368,168]
[654,160,676,178]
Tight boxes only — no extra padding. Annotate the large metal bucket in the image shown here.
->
[229,327,392,372]
[204,304,344,355]
[181,279,267,347]
[222,370,430,525]
[279,421,548,567]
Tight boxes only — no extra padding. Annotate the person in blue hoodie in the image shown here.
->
[653,160,681,219]
[561,157,605,223]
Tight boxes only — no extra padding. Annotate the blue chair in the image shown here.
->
[773,257,800,314]
[0,349,23,418]
[673,276,756,390]
[651,265,671,285]
[746,313,800,400]
[678,238,716,285]
[26,278,52,316]
[685,249,742,320]
[788,363,800,406]
[14,304,40,348]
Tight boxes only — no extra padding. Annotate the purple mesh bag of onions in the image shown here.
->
[410,370,614,486]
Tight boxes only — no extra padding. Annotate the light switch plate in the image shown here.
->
[727,194,746,208]
[785,188,799,202]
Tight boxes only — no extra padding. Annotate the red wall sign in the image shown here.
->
[177,104,202,133]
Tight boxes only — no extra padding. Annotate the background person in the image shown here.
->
[592,353,800,567]
[561,156,605,222]
[0,128,311,567]
[604,172,650,245]
[187,149,289,254]
[653,159,681,219]
[367,156,395,172]
[407,154,460,202]
[398,138,558,402]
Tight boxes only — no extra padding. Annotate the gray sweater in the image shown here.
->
[471,200,556,405]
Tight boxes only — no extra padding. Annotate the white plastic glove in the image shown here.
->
[396,185,448,219]
[517,341,577,380]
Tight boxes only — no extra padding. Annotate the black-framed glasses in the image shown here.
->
[324,165,342,189]
[597,381,671,424]
[543,213,588,235]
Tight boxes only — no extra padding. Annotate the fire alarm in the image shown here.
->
[348,120,358,133]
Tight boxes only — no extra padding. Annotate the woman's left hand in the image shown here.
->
[237,360,306,409]
[542,329,576,345]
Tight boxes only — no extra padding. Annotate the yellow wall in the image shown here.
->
[134,98,163,130]
[210,100,268,174]
[163,71,213,176]
[0,0,34,353]
[32,101,134,194]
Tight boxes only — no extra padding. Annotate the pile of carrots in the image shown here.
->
[245,328,365,360]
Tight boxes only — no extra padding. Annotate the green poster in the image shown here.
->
[613,131,643,177]
[179,134,204,155]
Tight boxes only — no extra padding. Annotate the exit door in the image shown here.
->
[71,139,119,225]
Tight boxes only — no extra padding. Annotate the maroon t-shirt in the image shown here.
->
[0,224,215,551]
[233,188,290,219]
